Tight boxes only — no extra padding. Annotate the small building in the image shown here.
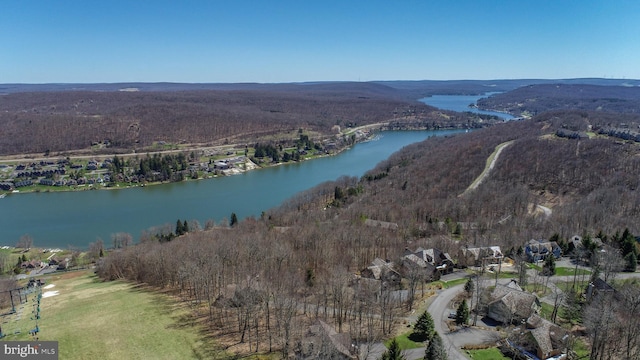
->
[39,179,55,186]
[213,161,230,170]
[525,239,562,263]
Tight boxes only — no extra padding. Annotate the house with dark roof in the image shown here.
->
[586,277,616,301]
[487,281,540,324]
[402,247,454,277]
[525,239,562,263]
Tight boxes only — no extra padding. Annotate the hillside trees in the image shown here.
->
[619,228,639,272]
[96,214,406,356]
[0,87,463,156]
[92,112,640,357]
[584,282,640,360]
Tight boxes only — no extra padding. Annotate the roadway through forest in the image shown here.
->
[460,140,514,196]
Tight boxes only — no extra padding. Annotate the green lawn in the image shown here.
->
[466,347,510,360]
[555,267,591,276]
[572,337,590,358]
[527,263,542,271]
[384,331,424,350]
[538,302,555,320]
[1,271,223,360]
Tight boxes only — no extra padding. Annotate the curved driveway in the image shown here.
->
[428,282,502,360]
[428,284,468,360]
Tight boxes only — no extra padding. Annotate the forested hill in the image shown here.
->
[271,109,640,255]
[0,83,490,156]
[96,108,640,357]
[477,83,640,117]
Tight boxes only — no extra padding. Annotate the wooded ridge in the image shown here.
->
[96,108,640,358]
[0,83,497,156]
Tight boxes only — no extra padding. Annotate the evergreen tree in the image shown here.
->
[413,311,435,342]
[453,223,462,237]
[621,228,638,258]
[381,339,405,360]
[182,219,189,233]
[625,252,637,272]
[543,254,556,276]
[176,219,184,236]
[455,300,469,326]
[230,212,238,227]
[424,332,447,360]
[464,278,474,296]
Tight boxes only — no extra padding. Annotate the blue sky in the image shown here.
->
[2,0,639,83]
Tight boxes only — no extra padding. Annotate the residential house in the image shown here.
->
[567,235,603,256]
[86,161,98,170]
[585,277,616,301]
[297,320,356,359]
[401,253,436,281]
[360,258,401,288]
[402,247,454,278]
[525,239,562,263]
[487,281,540,324]
[39,179,55,186]
[458,246,503,267]
[213,161,230,170]
[509,314,569,360]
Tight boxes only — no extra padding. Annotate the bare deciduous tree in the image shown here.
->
[16,234,33,249]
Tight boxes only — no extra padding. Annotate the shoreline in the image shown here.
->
[0,123,390,196]
[0,121,475,197]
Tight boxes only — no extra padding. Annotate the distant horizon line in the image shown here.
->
[2,77,640,86]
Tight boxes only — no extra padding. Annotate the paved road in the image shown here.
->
[428,284,468,360]
[427,279,507,360]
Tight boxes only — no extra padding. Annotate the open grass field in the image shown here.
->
[1,270,225,359]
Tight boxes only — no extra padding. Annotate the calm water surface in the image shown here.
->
[1,130,464,248]
[420,93,515,120]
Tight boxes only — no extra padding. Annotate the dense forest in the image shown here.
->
[96,107,640,358]
[5,80,640,358]
[0,83,494,156]
[4,79,638,156]
[477,84,640,117]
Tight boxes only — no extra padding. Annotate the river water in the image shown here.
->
[0,129,465,248]
[420,93,515,120]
